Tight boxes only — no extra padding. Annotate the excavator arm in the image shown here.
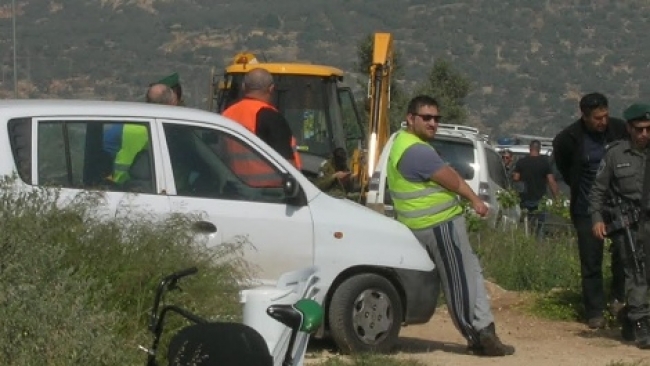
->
[355,32,394,198]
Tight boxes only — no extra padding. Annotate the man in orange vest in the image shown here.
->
[222,68,301,171]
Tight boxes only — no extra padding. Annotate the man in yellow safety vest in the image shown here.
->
[387,95,515,357]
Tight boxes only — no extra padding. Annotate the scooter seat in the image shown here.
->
[167,322,272,366]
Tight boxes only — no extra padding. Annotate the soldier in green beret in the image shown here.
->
[589,103,650,348]
[157,73,184,105]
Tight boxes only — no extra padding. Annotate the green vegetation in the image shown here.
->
[314,354,426,366]
[0,176,249,365]
[415,59,472,125]
[5,1,650,137]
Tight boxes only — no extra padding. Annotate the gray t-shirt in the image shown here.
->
[397,144,447,182]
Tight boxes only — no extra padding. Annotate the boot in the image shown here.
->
[476,323,515,356]
[634,317,650,349]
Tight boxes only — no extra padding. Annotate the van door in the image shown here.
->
[32,117,169,216]
[157,120,315,282]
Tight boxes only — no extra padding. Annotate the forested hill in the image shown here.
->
[1,0,649,137]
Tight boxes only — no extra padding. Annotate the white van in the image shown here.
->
[0,100,440,354]
[366,124,519,226]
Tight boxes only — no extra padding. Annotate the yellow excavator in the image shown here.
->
[352,32,393,200]
[208,54,366,180]
[209,32,394,202]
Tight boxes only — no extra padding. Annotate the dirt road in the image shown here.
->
[309,284,650,366]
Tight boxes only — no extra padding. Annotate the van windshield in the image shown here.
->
[429,138,475,180]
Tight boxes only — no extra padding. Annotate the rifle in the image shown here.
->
[605,196,644,282]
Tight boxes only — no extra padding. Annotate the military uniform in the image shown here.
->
[590,103,650,349]
[314,158,357,199]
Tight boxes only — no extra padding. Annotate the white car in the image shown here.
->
[366,123,519,227]
[0,99,441,354]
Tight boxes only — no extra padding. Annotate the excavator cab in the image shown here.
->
[210,56,365,179]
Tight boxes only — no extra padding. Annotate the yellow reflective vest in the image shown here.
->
[112,124,149,184]
[387,131,462,229]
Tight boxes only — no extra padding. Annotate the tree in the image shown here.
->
[354,33,407,132]
[417,58,472,124]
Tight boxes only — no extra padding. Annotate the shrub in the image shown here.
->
[470,221,581,293]
[0,177,250,365]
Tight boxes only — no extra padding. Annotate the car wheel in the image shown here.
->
[328,273,403,354]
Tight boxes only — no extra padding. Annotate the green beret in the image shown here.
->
[623,103,650,122]
[157,73,180,88]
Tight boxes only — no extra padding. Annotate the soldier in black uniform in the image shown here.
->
[589,103,650,348]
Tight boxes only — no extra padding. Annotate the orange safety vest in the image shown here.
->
[223,98,301,186]
[223,98,302,168]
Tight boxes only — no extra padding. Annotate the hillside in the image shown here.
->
[1,0,649,137]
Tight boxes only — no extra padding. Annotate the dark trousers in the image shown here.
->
[572,215,625,319]
[624,222,650,321]
[520,202,547,239]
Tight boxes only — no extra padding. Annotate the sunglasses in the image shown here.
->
[633,126,650,134]
[414,114,442,123]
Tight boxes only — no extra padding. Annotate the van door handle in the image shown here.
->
[193,221,217,233]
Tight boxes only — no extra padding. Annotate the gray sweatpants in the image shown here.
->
[412,215,494,346]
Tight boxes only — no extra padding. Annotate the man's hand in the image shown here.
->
[592,221,607,240]
[471,198,489,217]
[333,171,351,179]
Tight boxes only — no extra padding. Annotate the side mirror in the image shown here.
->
[282,174,300,199]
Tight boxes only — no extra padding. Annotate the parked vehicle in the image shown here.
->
[366,123,519,227]
[0,99,440,354]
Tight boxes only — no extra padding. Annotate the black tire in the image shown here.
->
[328,273,403,354]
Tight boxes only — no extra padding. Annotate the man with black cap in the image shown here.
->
[589,103,650,348]
[553,92,628,329]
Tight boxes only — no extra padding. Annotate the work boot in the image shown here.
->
[466,342,483,356]
[634,317,650,349]
[617,306,635,342]
[587,316,606,329]
[477,323,515,356]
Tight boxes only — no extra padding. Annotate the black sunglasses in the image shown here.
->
[414,114,442,123]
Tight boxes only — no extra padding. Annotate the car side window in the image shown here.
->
[485,148,509,189]
[37,120,156,193]
[8,118,32,183]
[162,123,288,204]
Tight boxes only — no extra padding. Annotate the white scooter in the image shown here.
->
[140,266,322,366]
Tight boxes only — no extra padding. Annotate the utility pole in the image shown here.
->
[12,0,17,98]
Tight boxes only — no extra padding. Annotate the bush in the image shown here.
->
[0,177,250,365]
[470,222,581,293]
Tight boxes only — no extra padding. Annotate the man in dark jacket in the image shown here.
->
[552,92,628,329]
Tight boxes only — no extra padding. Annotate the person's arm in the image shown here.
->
[314,161,349,190]
[547,174,560,199]
[256,108,295,161]
[512,160,521,182]
[589,151,614,239]
[544,158,559,199]
[398,144,487,216]
[552,133,572,184]
[430,165,483,201]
